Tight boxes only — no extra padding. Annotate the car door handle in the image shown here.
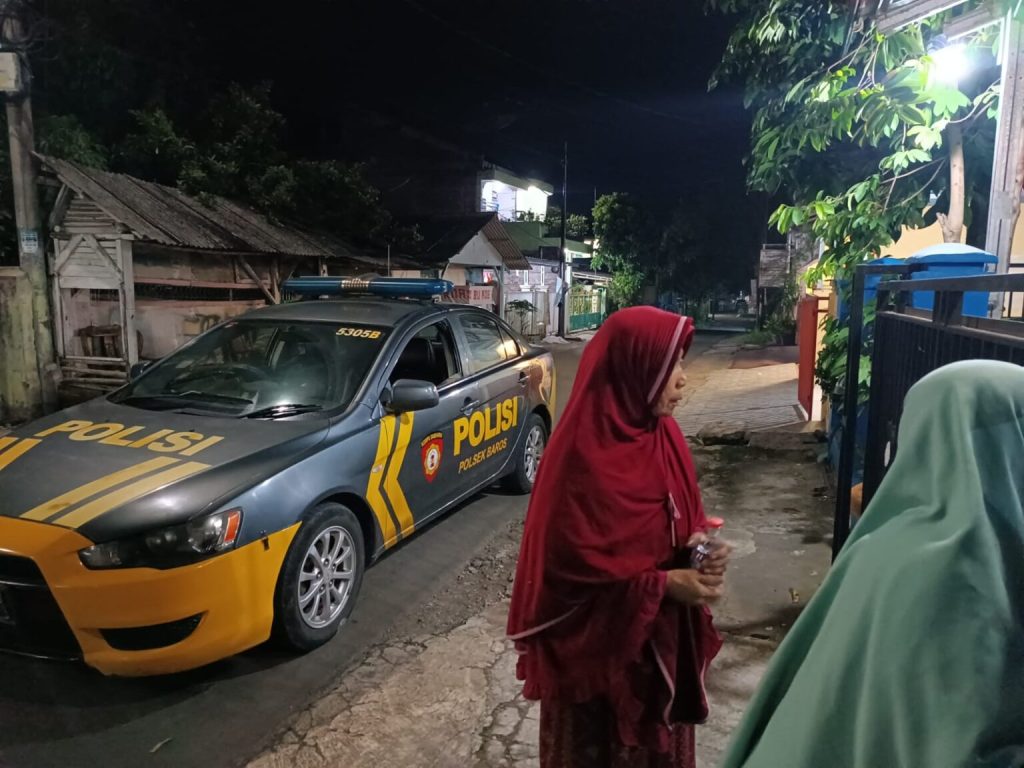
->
[517,372,529,387]
[461,399,480,416]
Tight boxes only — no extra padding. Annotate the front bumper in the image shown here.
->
[0,516,298,676]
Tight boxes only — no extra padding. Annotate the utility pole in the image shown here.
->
[3,2,56,414]
[557,141,569,337]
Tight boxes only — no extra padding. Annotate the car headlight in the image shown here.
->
[79,508,243,570]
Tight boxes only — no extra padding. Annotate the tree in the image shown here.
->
[707,0,1003,399]
[36,81,416,250]
[656,197,736,302]
[16,3,414,253]
[591,192,655,306]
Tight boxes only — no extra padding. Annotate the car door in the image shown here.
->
[450,311,530,490]
[380,319,476,536]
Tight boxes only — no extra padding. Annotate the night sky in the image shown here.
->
[32,0,765,282]
[189,0,756,220]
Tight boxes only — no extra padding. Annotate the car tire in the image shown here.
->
[503,412,548,494]
[273,502,365,652]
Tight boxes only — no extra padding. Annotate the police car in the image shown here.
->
[0,277,555,676]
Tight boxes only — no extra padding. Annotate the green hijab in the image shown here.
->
[721,360,1024,768]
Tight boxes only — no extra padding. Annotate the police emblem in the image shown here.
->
[420,432,443,482]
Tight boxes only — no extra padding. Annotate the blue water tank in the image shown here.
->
[904,244,997,317]
[835,257,904,321]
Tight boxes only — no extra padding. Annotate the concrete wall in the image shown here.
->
[455,233,503,268]
[885,221,965,258]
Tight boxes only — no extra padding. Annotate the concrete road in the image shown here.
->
[0,341,591,768]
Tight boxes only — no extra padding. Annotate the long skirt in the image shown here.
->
[539,698,696,768]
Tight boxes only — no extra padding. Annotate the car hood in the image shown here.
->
[0,398,328,541]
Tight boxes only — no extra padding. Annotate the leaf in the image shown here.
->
[907,124,941,151]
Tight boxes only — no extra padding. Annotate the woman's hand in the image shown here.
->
[687,533,733,577]
[665,568,724,606]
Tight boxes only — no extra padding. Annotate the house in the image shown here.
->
[391,213,530,315]
[502,221,608,337]
[38,156,394,401]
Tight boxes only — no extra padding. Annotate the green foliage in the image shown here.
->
[607,264,645,308]
[815,302,875,402]
[37,115,109,170]
[591,193,653,307]
[737,328,777,346]
[591,193,653,271]
[708,0,1000,399]
[542,206,591,241]
[119,107,196,185]
[591,191,746,307]
[13,4,412,252]
[765,272,800,338]
[88,86,414,248]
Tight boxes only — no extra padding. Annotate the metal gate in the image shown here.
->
[833,270,1024,558]
[568,288,606,332]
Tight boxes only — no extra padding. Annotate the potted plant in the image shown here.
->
[506,299,537,337]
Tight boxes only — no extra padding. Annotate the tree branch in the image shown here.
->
[882,157,944,189]
[892,160,947,210]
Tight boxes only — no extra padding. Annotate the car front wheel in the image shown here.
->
[503,412,548,494]
[273,502,365,652]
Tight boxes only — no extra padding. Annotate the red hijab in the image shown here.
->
[507,306,721,751]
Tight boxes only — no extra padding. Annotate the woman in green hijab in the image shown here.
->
[722,360,1024,768]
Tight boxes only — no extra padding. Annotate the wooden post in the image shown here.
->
[987,16,1024,316]
[121,239,138,364]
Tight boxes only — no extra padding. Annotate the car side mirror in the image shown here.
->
[384,379,439,413]
[129,360,155,381]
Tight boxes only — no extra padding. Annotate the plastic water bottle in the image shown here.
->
[691,517,725,570]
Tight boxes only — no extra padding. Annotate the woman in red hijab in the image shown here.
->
[508,306,729,768]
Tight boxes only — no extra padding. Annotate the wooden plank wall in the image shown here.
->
[0,268,44,422]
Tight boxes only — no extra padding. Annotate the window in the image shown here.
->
[115,320,387,416]
[390,322,460,387]
[461,314,509,374]
[498,325,521,360]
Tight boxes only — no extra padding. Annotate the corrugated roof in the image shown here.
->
[415,213,530,270]
[481,215,531,270]
[40,155,376,264]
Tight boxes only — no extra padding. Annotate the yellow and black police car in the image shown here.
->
[0,277,555,676]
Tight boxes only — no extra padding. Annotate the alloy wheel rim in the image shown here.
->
[298,526,355,629]
[524,425,545,483]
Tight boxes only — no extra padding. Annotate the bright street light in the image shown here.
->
[928,35,970,84]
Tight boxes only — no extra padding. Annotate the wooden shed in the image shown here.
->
[40,156,388,397]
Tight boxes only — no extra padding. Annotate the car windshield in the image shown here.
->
[112,319,389,417]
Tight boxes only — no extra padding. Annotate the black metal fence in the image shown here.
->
[833,269,1024,559]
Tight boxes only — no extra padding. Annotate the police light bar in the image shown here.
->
[282,276,454,299]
